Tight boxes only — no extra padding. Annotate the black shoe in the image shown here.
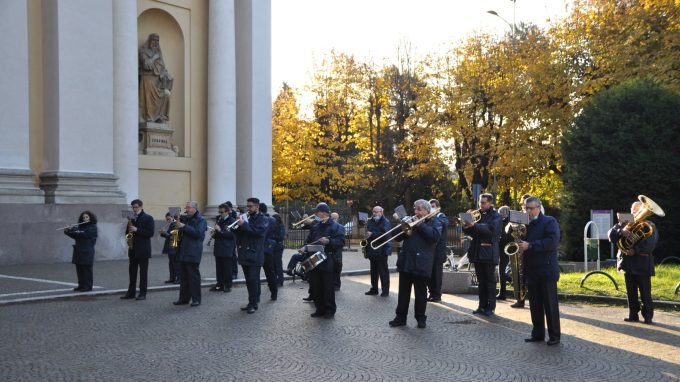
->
[120,294,135,300]
[311,311,325,318]
[429,297,441,303]
[472,308,484,314]
[73,287,83,292]
[510,301,525,308]
[624,316,640,322]
[271,292,278,301]
[247,306,257,314]
[380,291,389,297]
[496,294,507,300]
[524,337,544,343]
[173,279,181,285]
[417,320,426,329]
[389,319,406,327]
[79,288,92,292]
[323,313,335,319]
[164,279,175,284]
[173,300,189,305]
[135,295,146,300]
[241,305,252,311]
[643,318,653,325]
[190,301,200,307]
[286,269,294,276]
[482,309,495,317]
[547,339,560,346]
[223,288,232,293]
[209,285,222,292]
[302,296,314,302]
[365,289,379,295]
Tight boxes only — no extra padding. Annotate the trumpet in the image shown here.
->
[468,209,482,223]
[371,208,441,250]
[292,215,315,229]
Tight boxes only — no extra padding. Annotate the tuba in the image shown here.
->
[617,195,664,254]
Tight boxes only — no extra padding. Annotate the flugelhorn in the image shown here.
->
[292,215,315,229]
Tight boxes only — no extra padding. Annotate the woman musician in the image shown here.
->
[63,211,98,292]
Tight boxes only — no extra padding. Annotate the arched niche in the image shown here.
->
[137,8,185,156]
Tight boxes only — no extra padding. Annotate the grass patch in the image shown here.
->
[557,264,680,302]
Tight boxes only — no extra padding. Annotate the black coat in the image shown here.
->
[463,209,502,265]
[305,220,345,273]
[236,212,269,267]
[129,211,155,260]
[433,212,450,262]
[263,214,278,255]
[522,213,561,284]
[213,215,236,258]
[366,216,392,258]
[65,223,97,265]
[160,221,177,256]
[395,217,442,277]
[178,212,207,264]
[608,222,658,276]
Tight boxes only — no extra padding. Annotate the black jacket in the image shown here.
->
[523,213,561,284]
[305,219,345,273]
[366,216,392,258]
[178,212,207,264]
[608,221,658,276]
[236,212,269,267]
[129,210,155,260]
[65,223,97,265]
[160,221,177,256]
[263,214,279,255]
[395,217,442,277]
[463,209,502,265]
[433,212,450,262]
[213,214,236,258]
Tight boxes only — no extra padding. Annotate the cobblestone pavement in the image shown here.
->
[1,273,678,381]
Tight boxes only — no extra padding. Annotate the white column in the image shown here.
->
[40,0,124,204]
[0,0,43,203]
[235,0,272,206]
[113,0,138,201]
[206,0,237,214]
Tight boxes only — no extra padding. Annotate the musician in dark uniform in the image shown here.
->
[305,202,345,318]
[227,202,239,280]
[160,212,180,284]
[608,200,659,325]
[364,206,391,297]
[210,203,236,293]
[496,206,512,300]
[260,202,279,301]
[272,214,286,287]
[122,199,155,301]
[389,199,442,329]
[330,212,343,291]
[463,193,502,316]
[427,199,449,303]
[234,197,269,314]
[518,196,561,345]
[173,201,207,307]
[64,211,98,292]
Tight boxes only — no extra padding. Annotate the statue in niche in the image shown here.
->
[138,33,173,123]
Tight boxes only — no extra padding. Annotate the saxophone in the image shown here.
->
[125,218,134,250]
[170,215,181,249]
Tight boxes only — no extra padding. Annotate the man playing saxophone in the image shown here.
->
[121,199,155,301]
[608,199,659,325]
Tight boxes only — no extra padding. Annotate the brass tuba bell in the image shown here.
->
[617,195,664,253]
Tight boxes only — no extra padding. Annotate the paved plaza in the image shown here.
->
[0,255,679,381]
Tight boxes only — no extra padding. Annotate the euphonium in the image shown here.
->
[617,195,665,253]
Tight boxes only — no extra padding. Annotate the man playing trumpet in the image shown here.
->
[389,199,442,329]
[364,206,392,297]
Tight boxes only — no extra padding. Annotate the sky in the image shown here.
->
[271,0,571,99]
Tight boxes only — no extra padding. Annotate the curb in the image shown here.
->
[0,267,398,306]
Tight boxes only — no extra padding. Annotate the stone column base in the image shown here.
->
[0,169,44,203]
[39,171,127,204]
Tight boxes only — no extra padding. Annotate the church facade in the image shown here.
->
[0,0,272,265]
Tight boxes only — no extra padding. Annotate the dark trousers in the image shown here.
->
[75,264,93,290]
[263,253,278,296]
[369,257,390,292]
[428,259,444,299]
[242,265,261,306]
[287,253,303,271]
[527,281,560,341]
[127,257,149,296]
[273,249,284,286]
[215,256,235,289]
[232,260,238,278]
[309,269,336,314]
[179,262,201,303]
[474,262,496,311]
[334,259,343,289]
[498,252,509,296]
[168,254,180,281]
[395,272,428,322]
[624,273,653,320]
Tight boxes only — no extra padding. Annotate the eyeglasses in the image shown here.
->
[524,206,538,210]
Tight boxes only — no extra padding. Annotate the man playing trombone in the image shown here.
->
[364,206,391,297]
[462,193,502,317]
[388,199,442,329]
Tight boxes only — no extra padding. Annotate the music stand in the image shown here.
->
[509,210,529,225]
